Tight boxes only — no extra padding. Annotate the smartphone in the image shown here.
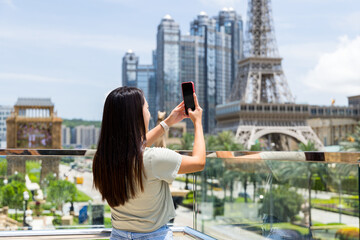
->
[181,81,195,115]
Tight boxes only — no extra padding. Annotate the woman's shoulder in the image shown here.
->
[144,147,177,156]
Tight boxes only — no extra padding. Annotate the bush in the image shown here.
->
[336,227,359,240]
[0,158,7,176]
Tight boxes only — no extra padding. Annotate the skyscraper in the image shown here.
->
[216,8,244,88]
[122,49,139,87]
[186,11,234,133]
[156,15,181,115]
[121,50,157,128]
[123,9,243,133]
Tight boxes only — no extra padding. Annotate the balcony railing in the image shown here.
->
[0,149,359,239]
[0,226,217,239]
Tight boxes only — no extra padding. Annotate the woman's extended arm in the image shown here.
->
[178,93,206,174]
[146,102,187,147]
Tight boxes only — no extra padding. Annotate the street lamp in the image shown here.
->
[3,178,8,185]
[23,191,29,228]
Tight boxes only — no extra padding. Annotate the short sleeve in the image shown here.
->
[150,147,182,183]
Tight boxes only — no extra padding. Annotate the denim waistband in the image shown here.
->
[110,225,172,240]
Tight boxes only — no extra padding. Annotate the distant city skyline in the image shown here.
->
[0,0,359,120]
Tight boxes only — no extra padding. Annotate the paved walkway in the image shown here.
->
[311,208,359,227]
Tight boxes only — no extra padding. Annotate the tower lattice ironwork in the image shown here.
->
[230,0,293,103]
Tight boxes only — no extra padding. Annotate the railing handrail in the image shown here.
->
[0,227,217,240]
[1,149,359,163]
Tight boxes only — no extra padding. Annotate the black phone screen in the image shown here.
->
[182,82,195,115]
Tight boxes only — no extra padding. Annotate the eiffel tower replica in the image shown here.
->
[231,0,293,103]
[222,0,324,150]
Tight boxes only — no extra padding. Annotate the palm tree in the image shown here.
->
[216,131,243,151]
[299,141,317,151]
[328,163,357,223]
[275,160,327,231]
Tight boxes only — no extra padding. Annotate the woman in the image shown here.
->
[93,86,205,240]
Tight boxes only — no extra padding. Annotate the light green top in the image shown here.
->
[111,147,182,232]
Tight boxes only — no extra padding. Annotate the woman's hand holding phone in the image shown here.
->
[188,93,202,126]
[165,101,188,127]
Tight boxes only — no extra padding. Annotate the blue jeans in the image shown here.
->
[110,225,173,240]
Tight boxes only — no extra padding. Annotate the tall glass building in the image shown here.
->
[156,15,181,116]
[123,9,243,133]
[122,50,156,128]
[122,49,139,87]
[215,8,244,88]
[186,11,234,133]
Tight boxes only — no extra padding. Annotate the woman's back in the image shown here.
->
[111,147,182,232]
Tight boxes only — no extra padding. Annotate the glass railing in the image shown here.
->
[193,151,360,240]
[0,149,359,240]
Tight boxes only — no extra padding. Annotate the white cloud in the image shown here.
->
[0,0,16,9]
[0,27,154,53]
[198,0,246,14]
[0,72,102,87]
[335,11,360,33]
[302,35,360,95]
[0,73,66,83]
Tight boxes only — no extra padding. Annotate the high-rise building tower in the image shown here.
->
[156,15,181,115]
[126,10,242,133]
[122,49,139,87]
[121,50,156,128]
[186,12,233,133]
[216,8,244,88]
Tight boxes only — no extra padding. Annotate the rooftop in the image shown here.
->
[15,98,54,107]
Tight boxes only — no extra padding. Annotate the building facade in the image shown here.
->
[61,125,71,146]
[0,106,12,148]
[6,98,62,149]
[122,51,157,128]
[74,125,100,149]
[215,8,243,89]
[348,95,360,107]
[185,11,234,132]
[122,50,139,87]
[122,10,243,133]
[156,15,181,116]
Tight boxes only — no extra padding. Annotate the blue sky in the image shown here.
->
[0,0,359,120]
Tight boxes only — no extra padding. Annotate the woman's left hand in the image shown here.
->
[165,101,188,127]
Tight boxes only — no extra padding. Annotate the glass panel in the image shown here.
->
[194,157,359,240]
[0,153,195,232]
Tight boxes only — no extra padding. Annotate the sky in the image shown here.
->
[0,0,359,120]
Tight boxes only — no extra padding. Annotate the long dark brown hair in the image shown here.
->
[93,87,146,207]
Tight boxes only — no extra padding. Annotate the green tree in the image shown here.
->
[8,172,25,183]
[249,142,262,151]
[0,158,7,176]
[206,135,220,151]
[1,180,29,221]
[340,122,360,152]
[216,131,243,151]
[275,161,328,230]
[298,141,317,151]
[47,180,77,212]
[259,185,303,222]
[205,131,243,151]
[180,133,194,150]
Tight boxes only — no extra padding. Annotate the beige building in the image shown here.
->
[307,118,357,146]
[6,98,62,149]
